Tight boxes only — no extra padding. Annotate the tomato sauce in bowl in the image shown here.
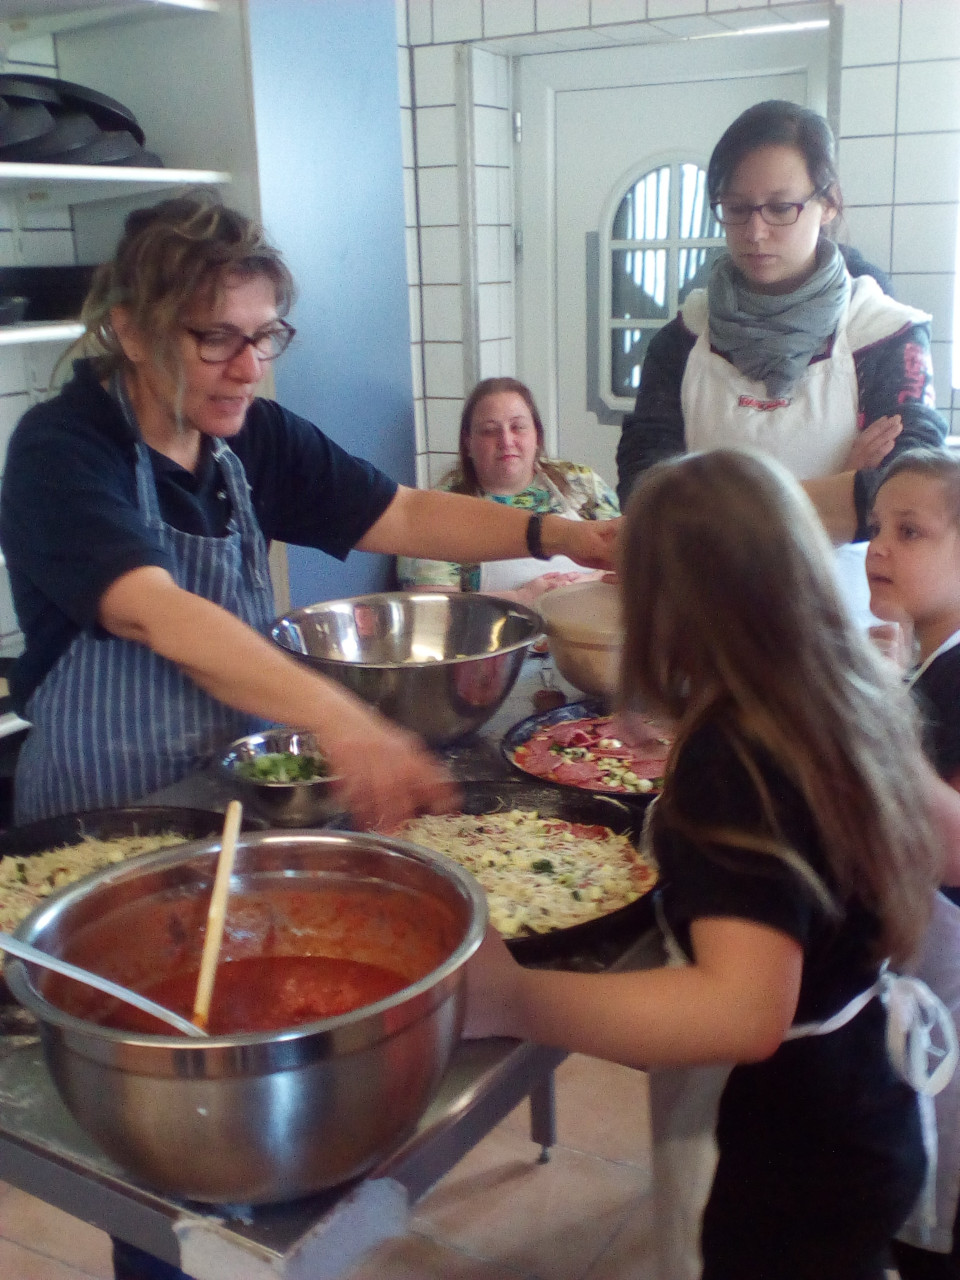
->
[97,955,409,1035]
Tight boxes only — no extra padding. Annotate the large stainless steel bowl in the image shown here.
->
[6,831,487,1204]
[271,591,543,745]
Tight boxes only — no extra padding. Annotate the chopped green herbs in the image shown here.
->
[235,752,328,784]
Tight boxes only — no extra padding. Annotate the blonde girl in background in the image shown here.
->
[867,447,960,1278]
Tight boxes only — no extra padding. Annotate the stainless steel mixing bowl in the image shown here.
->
[7,830,487,1204]
[271,591,543,745]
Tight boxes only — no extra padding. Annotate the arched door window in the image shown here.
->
[601,159,725,411]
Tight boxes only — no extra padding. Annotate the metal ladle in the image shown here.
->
[0,932,209,1038]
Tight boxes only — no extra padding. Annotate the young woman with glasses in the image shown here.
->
[615,99,947,623]
[0,193,618,839]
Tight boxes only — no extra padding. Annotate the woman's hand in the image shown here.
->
[316,700,460,831]
[846,414,902,471]
[463,924,526,1039]
[543,515,621,571]
[98,566,459,831]
[609,708,676,750]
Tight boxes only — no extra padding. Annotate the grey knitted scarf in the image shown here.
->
[707,238,850,398]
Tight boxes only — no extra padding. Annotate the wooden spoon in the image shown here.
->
[191,799,242,1032]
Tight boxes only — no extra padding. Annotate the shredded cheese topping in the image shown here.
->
[0,833,190,935]
[399,808,657,937]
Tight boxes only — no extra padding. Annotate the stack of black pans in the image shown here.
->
[0,74,162,166]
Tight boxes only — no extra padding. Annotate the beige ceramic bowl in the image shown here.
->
[535,580,623,697]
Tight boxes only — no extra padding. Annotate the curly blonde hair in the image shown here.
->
[77,190,294,380]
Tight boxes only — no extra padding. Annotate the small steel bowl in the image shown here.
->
[6,830,487,1204]
[218,729,340,827]
[271,591,543,746]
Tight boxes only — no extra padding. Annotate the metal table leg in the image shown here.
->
[529,1066,556,1162]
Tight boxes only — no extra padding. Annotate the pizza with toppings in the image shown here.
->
[506,711,673,795]
[398,807,657,938]
[0,833,192,936]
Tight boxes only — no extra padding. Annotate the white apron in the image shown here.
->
[678,279,930,632]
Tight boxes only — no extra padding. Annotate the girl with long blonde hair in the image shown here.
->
[465,448,948,1279]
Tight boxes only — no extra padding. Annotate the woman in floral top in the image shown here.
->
[398,378,619,603]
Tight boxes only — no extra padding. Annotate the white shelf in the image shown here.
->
[0,161,230,209]
[1,1,217,44]
[0,320,84,346]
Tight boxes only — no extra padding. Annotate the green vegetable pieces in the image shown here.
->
[235,751,328,784]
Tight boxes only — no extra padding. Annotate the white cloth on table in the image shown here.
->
[478,510,584,594]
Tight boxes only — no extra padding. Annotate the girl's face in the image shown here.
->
[866,472,960,647]
[466,391,540,495]
[720,143,836,295]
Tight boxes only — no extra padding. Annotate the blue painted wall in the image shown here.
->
[245,0,414,606]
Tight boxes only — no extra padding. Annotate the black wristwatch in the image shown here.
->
[525,513,550,561]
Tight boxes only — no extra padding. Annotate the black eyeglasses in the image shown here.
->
[183,319,296,364]
[710,192,823,227]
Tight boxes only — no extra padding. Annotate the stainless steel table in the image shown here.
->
[0,659,640,1279]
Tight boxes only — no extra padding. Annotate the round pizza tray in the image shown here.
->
[404,778,657,965]
[0,804,267,858]
[501,698,664,807]
[0,806,268,1012]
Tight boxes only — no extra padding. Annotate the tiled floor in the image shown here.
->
[0,1054,656,1280]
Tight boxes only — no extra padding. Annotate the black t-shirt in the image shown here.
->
[0,360,398,711]
[654,719,881,1023]
[654,720,923,1267]
[911,643,960,908]
[913,643,960,782]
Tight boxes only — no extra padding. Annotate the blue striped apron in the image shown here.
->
[15,410,275,823]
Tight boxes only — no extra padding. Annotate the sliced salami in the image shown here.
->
[509,712,672,796]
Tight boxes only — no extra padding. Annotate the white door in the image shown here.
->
[515,31,831,487]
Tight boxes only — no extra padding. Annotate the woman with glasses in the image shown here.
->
[0,193,618,840]
[613,100,951,1280]
[615,98,947,623]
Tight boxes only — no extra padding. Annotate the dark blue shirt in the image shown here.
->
[0,360,398,712]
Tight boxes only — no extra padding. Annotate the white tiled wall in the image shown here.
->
[401,0,960,479]
[838,0,960,432]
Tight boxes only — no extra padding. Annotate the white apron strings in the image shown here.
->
[653,884,958,1245]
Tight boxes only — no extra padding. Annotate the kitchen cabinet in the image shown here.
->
[0,0,253,352]
[0,0,415,636]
